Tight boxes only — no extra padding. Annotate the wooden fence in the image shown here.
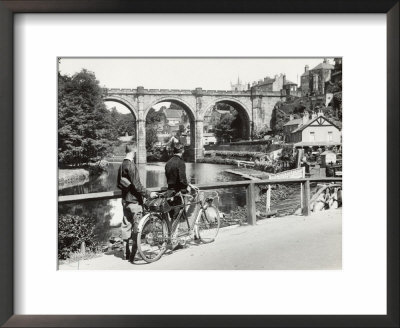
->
[59,177,342,225]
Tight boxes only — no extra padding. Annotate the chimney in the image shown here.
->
[305,65,309,72]
[323,58,328,64]
[283,74,286,85]
[289,114,294,121]
[317,109,323,117]
[311,111,317,120]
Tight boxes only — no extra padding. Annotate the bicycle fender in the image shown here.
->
[137,213,151,233]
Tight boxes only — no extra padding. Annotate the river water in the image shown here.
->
[59,162,246,243]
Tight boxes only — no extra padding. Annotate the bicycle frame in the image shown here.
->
[137,188,218,243]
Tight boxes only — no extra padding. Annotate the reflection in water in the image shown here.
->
[59,162,245,244]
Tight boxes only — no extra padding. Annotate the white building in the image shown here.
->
[203,133,217,145]
[283,111,341,148]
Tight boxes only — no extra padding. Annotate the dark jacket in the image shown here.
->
[165,155,188,192]
[117,159,149,205]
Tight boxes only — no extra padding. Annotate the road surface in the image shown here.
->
[59,209,341,270]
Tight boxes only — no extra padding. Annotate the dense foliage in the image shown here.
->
[58,69,114,166]
[109,107,136,137]
[146,107,166,150]
[58,214,99,260]
[146,126,159,150]
[214,105,242,142]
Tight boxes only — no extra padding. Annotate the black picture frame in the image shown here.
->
[0,1,398,327]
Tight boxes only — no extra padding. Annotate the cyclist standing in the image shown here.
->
[165,143,189,220]
[117,144,156,263]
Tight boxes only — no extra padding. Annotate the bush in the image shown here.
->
[196,157,238,165]
[58,214,99,260]
[203,150,266,160]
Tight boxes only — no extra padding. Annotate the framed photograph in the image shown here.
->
[1,1,398,327]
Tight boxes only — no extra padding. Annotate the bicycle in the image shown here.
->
[136,184,221,263]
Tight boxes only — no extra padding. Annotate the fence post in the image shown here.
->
[246,182,257,225]
[300,182,304,210]
[302,180,311,216]
[266,185,271,213]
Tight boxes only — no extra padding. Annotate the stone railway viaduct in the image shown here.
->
[103,87,283,163]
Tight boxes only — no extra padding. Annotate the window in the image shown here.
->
[328,131,333,141]
[309,132,315,142]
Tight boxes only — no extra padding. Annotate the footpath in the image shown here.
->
[59,209,342,270]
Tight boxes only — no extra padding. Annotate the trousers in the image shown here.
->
[121,200,143,240]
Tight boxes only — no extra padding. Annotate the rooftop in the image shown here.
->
[291,115,341,133]
[284,80,297,86]
[283,118,303,126]
[311,62,334,71]
[165,109,182,119]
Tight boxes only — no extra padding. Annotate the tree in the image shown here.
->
[181,111,189,124]
[332,92,342,120]
[145,108,166,151]
[169,102,182,110]
[270,102,289,134]
[113,112,136,137]
[176,124,186,137]
[253,125,270,139]
[214,113,236,143]
[146,126,158,150]
[58,69,113,167]
[146,107,166,125]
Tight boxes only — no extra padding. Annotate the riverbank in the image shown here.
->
[59,161,110,189]
[58,169,90,188]
[225,168,271,180]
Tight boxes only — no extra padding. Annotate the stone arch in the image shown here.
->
[144,96,197,162]
[144,96,196,121]
[202,97,252,140]
[103,95,138,120]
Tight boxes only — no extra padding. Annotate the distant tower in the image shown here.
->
[230,75,246,91]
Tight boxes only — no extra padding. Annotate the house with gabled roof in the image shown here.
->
[284,110,341,148]
[163,108,183,126]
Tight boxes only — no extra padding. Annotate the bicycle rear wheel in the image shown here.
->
[195,205,220,243]
[137,213,168,263]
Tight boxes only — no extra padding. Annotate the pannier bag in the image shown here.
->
[144,197,171,213]
[117,165,132,191]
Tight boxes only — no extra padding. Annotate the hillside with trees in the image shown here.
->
[270,93,342,135]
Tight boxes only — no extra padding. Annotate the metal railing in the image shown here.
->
[58,177,342,225]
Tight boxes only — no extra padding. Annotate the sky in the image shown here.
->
[59,57,333,113]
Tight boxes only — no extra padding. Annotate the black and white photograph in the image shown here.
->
[58,57,343,270]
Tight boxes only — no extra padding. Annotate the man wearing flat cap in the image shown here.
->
[117,143,157,263]
[165,143,189,220]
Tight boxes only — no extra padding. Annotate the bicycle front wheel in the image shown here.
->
[195,205,220,243]
[137,213,168,263]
